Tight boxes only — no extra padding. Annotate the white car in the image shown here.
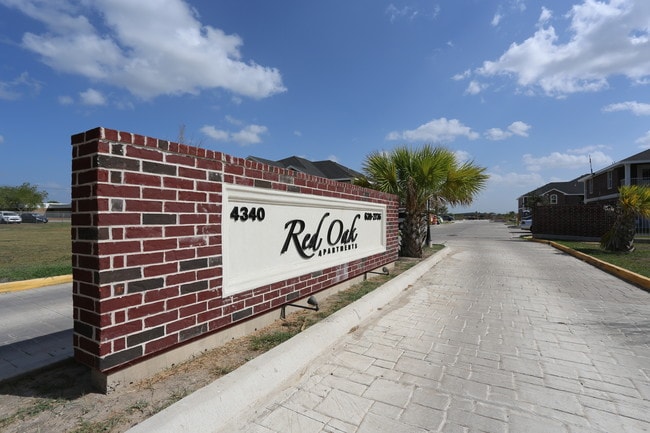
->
[520,218,532,230]
[0,211,22,224]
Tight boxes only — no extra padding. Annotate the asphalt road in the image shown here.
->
[0,282,72,381]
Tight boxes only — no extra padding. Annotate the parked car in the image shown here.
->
[520,218,532,230]
[21,212,48,223]
[0,211,22,224]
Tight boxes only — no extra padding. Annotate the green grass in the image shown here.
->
[0,222,71,282]
[554,240,650,278]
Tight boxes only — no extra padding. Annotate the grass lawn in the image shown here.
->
[0,222,71,283]
[554,239,650,278]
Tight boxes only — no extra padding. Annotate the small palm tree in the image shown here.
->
[601,185,650,252]
[359,145,488,258]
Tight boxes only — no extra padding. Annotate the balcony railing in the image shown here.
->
[620,177,650,186]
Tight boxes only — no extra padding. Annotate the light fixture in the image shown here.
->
[280,295,320,319]
[364,266,390,280]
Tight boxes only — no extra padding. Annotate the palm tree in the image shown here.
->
[601,185,650,252]
[359,145,488,258]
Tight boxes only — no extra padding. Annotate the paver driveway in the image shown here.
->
[221,221,650,433]
[217,221,650,432]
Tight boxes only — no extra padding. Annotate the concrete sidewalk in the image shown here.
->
[129,223,650,433]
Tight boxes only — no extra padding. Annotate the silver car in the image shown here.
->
[520,218,532,230]
[0,211,22,224]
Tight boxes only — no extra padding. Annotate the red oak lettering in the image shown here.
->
[280,213,360,259]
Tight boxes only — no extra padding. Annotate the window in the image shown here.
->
[607,171,613,189]
[550,194,558,205]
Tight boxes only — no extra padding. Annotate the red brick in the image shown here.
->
[96,213,142,226]
[165,247,195,261]
[165,225,194,238]
[178,190,207,202]
[180,214,206,225]
[143,187,176,200]
[179,166,206,180]
[145,334,178,355]
[164,202,195,213]
[128,301,165,320]
[125,226,163,239]
[144,310,178,327]
[124,172,161,187]
[224,164,244,176]
[144,286,179,302]
[144,262,178,277]
[127,146,163,161]
[97,241,141,255]
[180,302,207,318]
[166,154,195,167]
[178,236,207,248]
[99,320,143,341]
[166,316,196,334]
[143,238,177,251]
[164,177,194,190]
[127,252,165,267]
[113,337,126,352]
[208,315,232,331]
[166,271,196,286]
[100,293,143,313]
[166,293,197,310]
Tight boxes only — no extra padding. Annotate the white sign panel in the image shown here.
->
[222,184,387,296]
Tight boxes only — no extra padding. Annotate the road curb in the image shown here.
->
[531,238,650,292]
[0,275,73,294]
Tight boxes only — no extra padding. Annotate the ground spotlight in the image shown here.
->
[280,295,320,319]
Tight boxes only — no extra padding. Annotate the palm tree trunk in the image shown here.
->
[400,211,424,258]
[601,213,636,252]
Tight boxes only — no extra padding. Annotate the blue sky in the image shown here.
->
[1,0,649,213]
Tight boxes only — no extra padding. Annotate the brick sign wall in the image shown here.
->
[71,127,399,381]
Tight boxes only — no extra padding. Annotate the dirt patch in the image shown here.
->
[0,252,434,433]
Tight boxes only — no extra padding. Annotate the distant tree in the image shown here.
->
[358,145,488,258]
[601,185,650,252]
[0,183,48,211]
[177,123,206,148]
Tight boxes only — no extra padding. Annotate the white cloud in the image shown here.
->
[200,126,230,141]
[523,150,612,172]
[491,13,503,27]
[201,123,268,146]
[567,144,609,154]
[476,1,650,96]
[293,130,302,137]
[231,125,268,146]
[0,72,41,100]
[602,101,650,116]
[635,130,650,148]
[484,121,531,140]
[3,0,285,100]
[488,171,544,187]
[453,150,471,163]
[80,88,106,105]
[327,155,339,162]
[0,135,4,144]
[386,4,419,22]
[386,118,479,143]
[452,69,471,81]
[58,95,74,105]
[225,115,243,126]
[465,80,486,95]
